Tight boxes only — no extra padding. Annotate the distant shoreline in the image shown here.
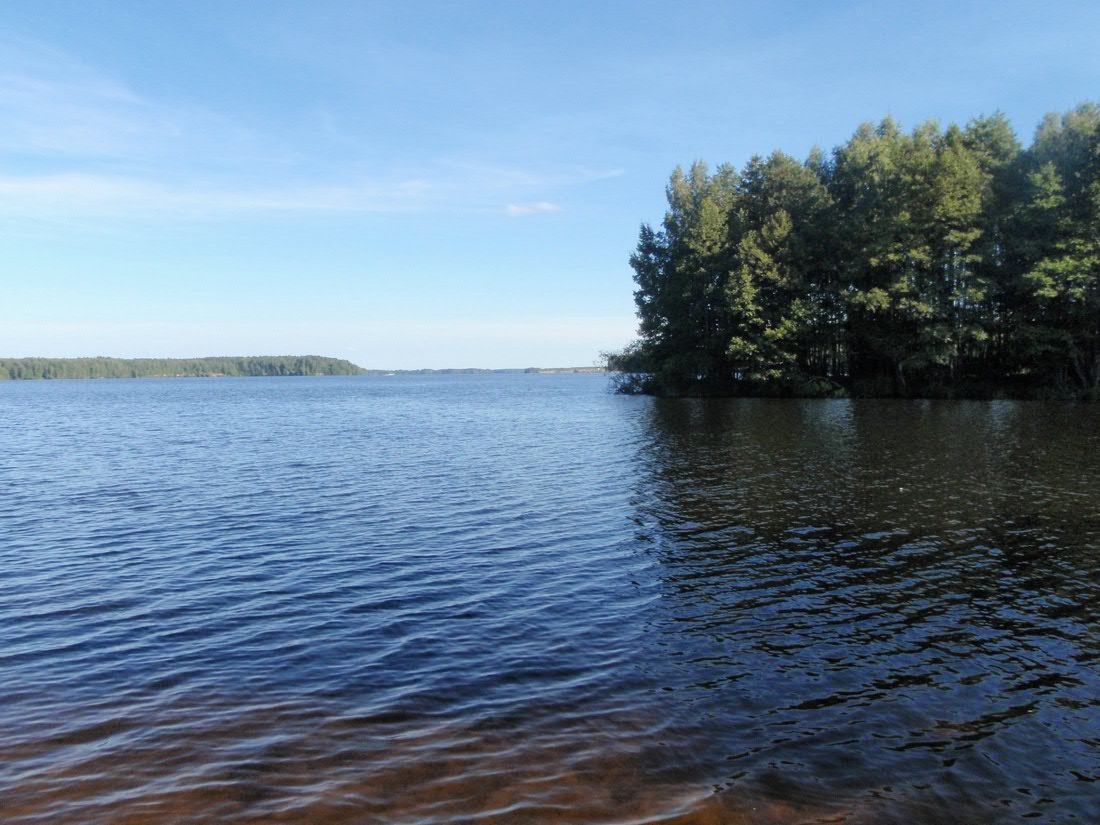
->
[0,356,364,380]
[360,367,605,376]
[0,356,606,380]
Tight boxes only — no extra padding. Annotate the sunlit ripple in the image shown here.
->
[2,379,1099,823]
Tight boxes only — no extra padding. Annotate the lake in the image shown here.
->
[1,374,1098,823]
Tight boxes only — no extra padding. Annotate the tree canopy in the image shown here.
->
[613,104,1100,399]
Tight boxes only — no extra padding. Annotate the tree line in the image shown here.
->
[0,356,365,380]
[612,103,1100,399]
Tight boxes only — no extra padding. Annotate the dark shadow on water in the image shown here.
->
[626,397,1100,823]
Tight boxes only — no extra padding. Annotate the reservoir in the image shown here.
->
[1,374,1098,823]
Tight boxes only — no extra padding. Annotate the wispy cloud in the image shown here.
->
[0,168,599,222]
[0,316,639,368]
[0,37,251,162]
[505,201,561,217]
[0,38,623,223]
[0,172,440,220]
[438,159,624,190]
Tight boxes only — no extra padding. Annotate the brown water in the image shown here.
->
[1,376,1098,823]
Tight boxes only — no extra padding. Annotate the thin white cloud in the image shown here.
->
[506,201,562,217]
[0,317,639,369]
[438,159,625,190]
[0,172,436,219]
[0,39,622,223]
[0,170,590,221]
[0,38,249,161]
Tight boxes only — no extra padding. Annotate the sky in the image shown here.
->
[1,0,1098,369]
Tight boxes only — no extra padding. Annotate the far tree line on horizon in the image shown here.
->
[611,103,1100,399]
[0,356,364,380]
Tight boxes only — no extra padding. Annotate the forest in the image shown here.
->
[612,103,1100,399]
[0,356,365,380]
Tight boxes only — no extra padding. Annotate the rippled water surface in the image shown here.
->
[2,375,1099,823]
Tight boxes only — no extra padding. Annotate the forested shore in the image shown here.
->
[612,103,1100,399]
[0,356,364,380]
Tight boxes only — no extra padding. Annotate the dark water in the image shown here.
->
[1,375,1098,824]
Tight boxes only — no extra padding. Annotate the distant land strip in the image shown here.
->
[0,356,365,380]
[360,367,605,375]
[0,357,607,380]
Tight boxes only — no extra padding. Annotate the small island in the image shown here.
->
[610,103,1100,400]
[0,355,365,380]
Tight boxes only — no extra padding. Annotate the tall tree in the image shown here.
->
[1014,105,1100,394]
[631,162,738,392]
[727,152,835,387]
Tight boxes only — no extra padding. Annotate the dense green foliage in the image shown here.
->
[0,356,365,380]
[614,104,1100,398]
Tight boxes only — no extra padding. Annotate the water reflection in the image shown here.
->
[3,379,1099,824]
[632,398,1100,822]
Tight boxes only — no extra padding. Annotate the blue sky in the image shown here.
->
[1,0,1098,368]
